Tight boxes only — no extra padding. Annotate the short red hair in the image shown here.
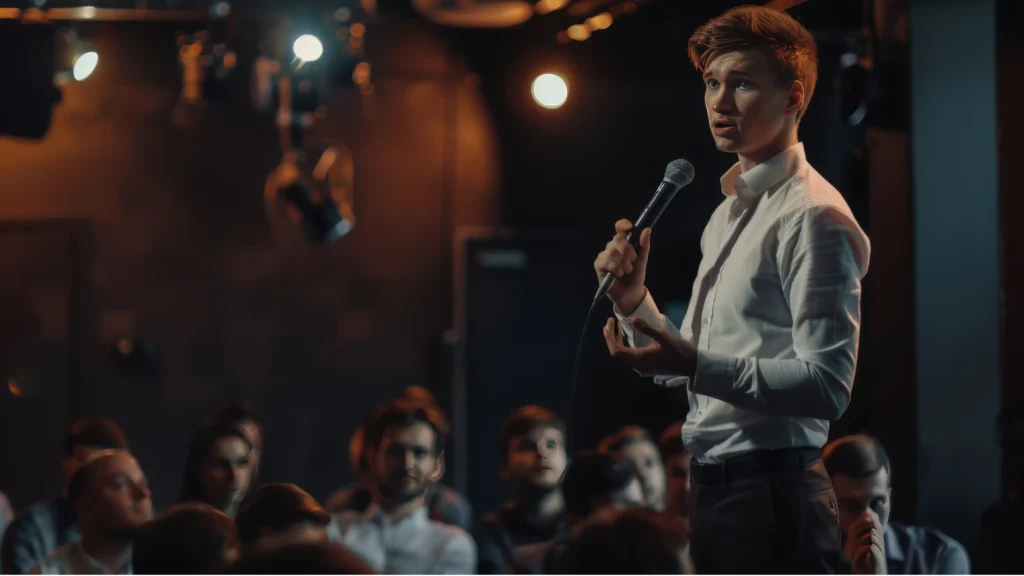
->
[688,6,818,121]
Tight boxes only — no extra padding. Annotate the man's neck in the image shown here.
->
[378,493,427,524]
[80,532,132,574]
[737,131,799,173]
[517,489,565,526]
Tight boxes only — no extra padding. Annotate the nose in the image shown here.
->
[133,482,151,501]
[225,467,238,487]
[404,451,418,471]
[710,89,736,114]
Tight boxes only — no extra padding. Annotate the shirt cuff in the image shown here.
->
[613,289,662,347]
[692,349,739,398]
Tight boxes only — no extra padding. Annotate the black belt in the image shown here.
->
[690,447,822,485]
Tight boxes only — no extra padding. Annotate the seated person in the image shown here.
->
[132,503,239,574]
[236,483,331,552]
[516,450,644,574]
[2,419,129,574]
[30,451,152,575]
[327,388,472,531]
[658,422,691,518]
[823,435,970,574]
[226,541,374,574]
[978,404,1024,574]
[179,421,255,519]
[328,399,476,574]
[558,508,694,574]
[474,406,569,574]
[598,426,668,511]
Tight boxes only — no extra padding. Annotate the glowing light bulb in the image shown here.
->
[531,73,568,109]
[293,34,324,62]
[72,51,98,81]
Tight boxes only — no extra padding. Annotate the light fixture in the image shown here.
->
[265,146,355,245]
[531,73,568,109]
[293,34,324,63]
[55,29,98,83]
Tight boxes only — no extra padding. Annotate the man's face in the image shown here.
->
[200,436,253,513]
[63,445,110,484]
[374,422,441,504]
[503,426,568,490]
[617,441,667,511]
[703,48,800,161]
[831,468,892,536]
[80,452,153,535]
[664,451,691,517]
[608,476,645,511]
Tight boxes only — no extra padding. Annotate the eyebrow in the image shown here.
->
[703,70,755,80]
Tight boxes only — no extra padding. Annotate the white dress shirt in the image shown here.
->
[28,541,131,575]
[617,143,870,464]
[328,504,477,574]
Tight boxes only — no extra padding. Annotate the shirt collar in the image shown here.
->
[720,142,806,201]
[71,541,133,575]
[884,526,905,562]
[362,502,430,527]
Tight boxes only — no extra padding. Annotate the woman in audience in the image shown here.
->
[179,421,255,518]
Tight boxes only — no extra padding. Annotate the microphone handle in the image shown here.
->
[592,180,676,302]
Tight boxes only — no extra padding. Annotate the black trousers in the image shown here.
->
[688,455,843,574]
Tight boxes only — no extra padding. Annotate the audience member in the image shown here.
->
[205,403,263,485]
[2,419,130,574]
[0,492,12,554]
[327,389,472,531]
[474,406,569,574]
[823,435,970,574]
[515,450,644,573]
[226,541,374,574]
[179,421,254,518]
[236,483,330,552]
[131,503,238,574]
[978,403,1024,574]
[328,399,476,574]
[29,451,152,575]
[557,508,694,574]
[598,426,667,511]
[658,422,691,518]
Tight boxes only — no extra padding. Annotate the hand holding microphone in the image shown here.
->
[593,159,694,313]
[593,220,652,315]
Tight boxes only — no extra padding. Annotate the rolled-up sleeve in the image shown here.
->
[691,205,870,421]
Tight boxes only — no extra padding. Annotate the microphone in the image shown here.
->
[594,159,695,302]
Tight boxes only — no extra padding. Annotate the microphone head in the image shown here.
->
[664,159,695,188]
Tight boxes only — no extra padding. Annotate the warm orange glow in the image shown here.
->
[587,12,613,30]
[567,24,591,41]
[350,23,366,38]
[353,62,371,86]
[7,379,22,398]
[535,0,569,15]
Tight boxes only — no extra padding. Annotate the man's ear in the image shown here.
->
[785,80,805,118]
[431,451,445,483]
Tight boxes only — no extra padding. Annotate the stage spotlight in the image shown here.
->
[531,73,567,109]
[54,29,99,83]
[265,146,355,245]
[293,34,324,63]
[72,49,98,80]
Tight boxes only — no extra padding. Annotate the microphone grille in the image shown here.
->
[664,159,695,187]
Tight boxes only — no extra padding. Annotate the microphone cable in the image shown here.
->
[566,297,601,457]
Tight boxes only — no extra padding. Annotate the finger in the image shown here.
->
[603,318,623,355]
[614,219,634,236]
[606,238,639,264]
[631,317,671,344]
[636,227,653,265]
[595,256,627,279]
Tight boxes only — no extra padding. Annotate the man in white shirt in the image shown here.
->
[596,5,870,573]
[329,399,476,574]
[30,451,152,575]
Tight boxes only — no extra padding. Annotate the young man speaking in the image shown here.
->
[597,6,870,573]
